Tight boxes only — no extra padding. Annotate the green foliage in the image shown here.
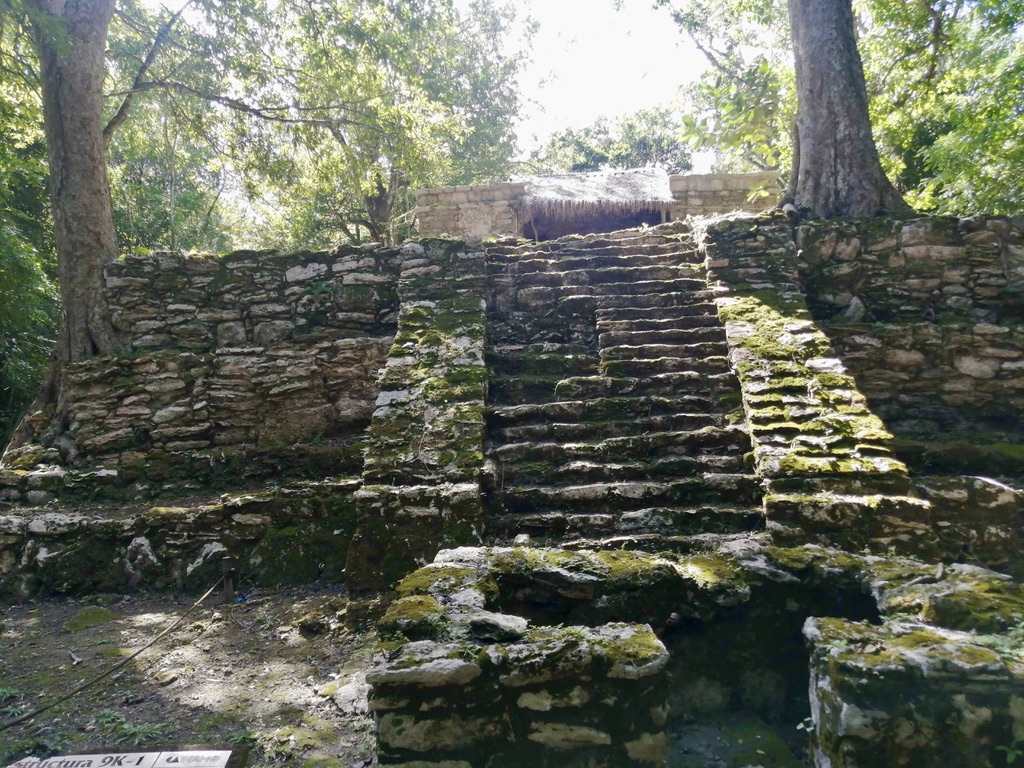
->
[222,0,531,246]
[530,107,693,174]
[0,53,58,445]
[108,93,240,253]
[660,0,1024,212]
[658,0,792,173]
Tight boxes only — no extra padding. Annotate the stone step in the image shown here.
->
[495,474,763,515]
[516,279,707,307]
[487,348,598,378]
[587,278,707,296]
[487,395,720,426]
[490,250,693,275]
[487,504,764,538]
[496,240,695,260]
[602,356,733,378]
[598,327,727,347]
[488,375,567,405]
[561,264,702,285]
[599,342,729,361]
[487,453,748,486]
[595,304,719,322]
[502,263,699,286]
[596,315,721,334]
[548,292,718,320]
[491,427,752,464]
[555,372,739,399]
[593,290,717,310]
[493,412,726,443]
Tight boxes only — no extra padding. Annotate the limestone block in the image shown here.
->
[806,617,1024,768]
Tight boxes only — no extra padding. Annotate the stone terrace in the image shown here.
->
[1,214,1022,768]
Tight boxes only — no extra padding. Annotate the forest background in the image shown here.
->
[1,0,1022,443]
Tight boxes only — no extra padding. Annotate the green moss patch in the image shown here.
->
[64,606,119,632]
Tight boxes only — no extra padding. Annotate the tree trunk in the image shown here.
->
[787,0,913,218]
[31,0,122,363]
[3,0,123,457]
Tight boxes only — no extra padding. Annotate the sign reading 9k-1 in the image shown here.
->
[5,748,247,768]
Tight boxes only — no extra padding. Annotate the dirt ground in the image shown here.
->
[0,586,810,768]
[0,585,384,767]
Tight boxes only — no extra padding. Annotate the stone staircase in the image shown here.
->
[482,228,763,543]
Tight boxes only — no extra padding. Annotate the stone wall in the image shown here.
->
[0,480,361,600]
[414,173,781,240]
[670,171,780,219]
[4,245,402,474]
[106,246,401,350]
[794,217,1024,442]
[797,216,1024,324]
[415,182,525,239]
[345,240,489,591]
[825,323,1024,435]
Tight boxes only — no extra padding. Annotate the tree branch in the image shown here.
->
[103,0,198,144]
[114,80,376,130]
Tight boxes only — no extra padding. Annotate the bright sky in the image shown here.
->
[513,0,709,156]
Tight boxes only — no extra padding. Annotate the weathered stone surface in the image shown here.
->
[806,616,1024,768]
[527,723,612,749]
[378,713,500,751]
[366,643,482,688]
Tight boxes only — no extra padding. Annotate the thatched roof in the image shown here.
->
[521,168,674,220]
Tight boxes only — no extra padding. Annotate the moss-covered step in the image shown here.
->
[490,427,752,464]
[486,345,599,377]
[486,503,764,540]
[764,491,935,553]
[487,395,722,426]
[598,326,727,346]
[554,372,739,399]
[0,478,362,599]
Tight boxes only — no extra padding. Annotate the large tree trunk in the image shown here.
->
[5,0,123,457]
[787,0,913,218]
[32,0,122,363]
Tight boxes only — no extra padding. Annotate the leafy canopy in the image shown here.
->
[530,107,693,175]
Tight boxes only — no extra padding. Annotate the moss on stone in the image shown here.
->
[396,566,476,598]
[378,595,446,641]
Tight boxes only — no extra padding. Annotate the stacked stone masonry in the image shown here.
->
[0,211,1022,768]
[345,240,490,591]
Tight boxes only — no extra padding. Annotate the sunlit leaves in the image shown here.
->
[663,0,1024,212]
[531,107,693,175]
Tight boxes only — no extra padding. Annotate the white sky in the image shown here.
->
[513,0,709,156]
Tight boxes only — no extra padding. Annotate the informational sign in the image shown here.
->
[4,747,247,768]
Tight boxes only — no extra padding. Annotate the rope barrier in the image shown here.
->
[0,576,225,734]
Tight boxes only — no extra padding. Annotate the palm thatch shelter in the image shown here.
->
[519,168,675,240]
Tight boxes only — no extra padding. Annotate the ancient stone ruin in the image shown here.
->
[1,176,1022,767]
